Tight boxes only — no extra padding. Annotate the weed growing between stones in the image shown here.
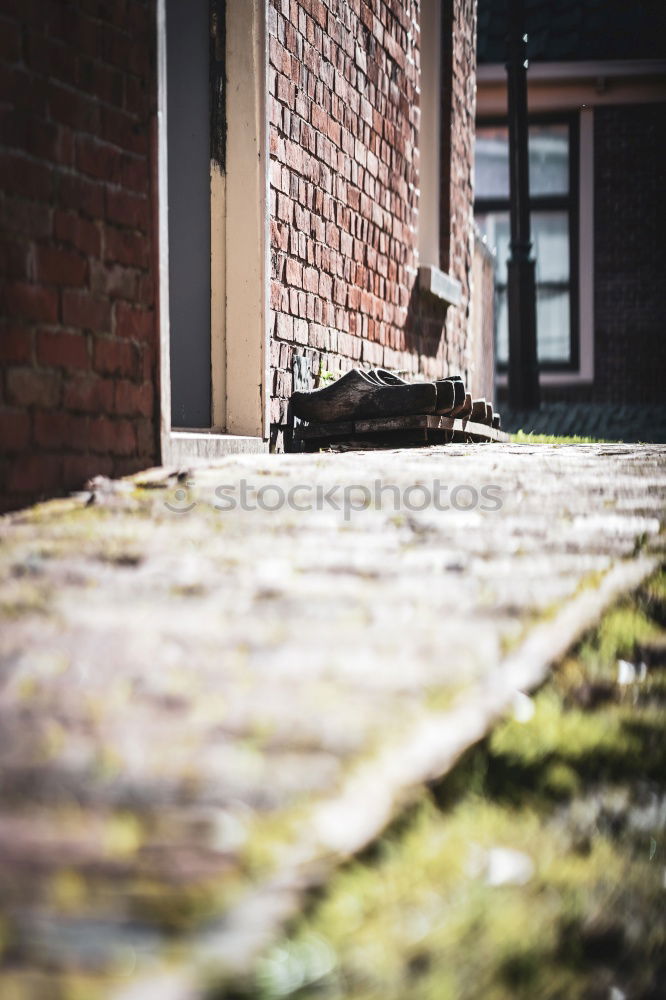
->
[228,571,666,1000]
[510,431,610,445]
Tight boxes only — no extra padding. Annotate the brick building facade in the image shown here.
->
[267,0,478,450]
[1,0,480,512]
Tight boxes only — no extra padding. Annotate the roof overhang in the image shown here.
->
[476,59,666,115]
[477,59,666,83]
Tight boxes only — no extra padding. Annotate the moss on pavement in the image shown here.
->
[234,572,666,1000]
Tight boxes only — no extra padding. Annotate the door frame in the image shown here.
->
[156,0,270,463]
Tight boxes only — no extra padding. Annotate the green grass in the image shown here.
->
[222,571,666,1000]
[510,430,611,445]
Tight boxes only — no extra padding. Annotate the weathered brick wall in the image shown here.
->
[498,101,666,410]
[0,0,158,512]
[268,0,478,449]
[590,102,666,406]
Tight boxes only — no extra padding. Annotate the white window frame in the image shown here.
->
[478,109,594,386]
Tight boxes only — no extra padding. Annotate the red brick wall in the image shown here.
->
[268,0,478,449]
[590,102,666,406]
[0,0,158,512]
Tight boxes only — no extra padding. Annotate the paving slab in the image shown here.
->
[0,443,664,998]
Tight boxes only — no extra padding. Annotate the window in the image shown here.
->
[474,116,579,371]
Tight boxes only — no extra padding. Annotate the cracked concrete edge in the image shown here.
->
[110,553,661,1000]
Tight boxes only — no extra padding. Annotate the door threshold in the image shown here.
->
[164,430,268,464]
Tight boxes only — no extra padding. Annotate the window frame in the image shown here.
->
[474,111,580,374]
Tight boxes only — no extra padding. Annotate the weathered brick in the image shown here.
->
[285,258,303,287]
[0,195,52,239]
[114,301,153,341]
[58,174,105,219]
[36,330,89,370]
[3,282,59,323]
[61,452,114,488]
[0,152,54,201]
[104,226,150,268]
[75,136,122,181]
[115,379,153,417]
[36,246,88,287]
[34,411,90,451]
[64,374,115,414]
[89,416,136,456]
[105,188,150,230]
[54,211,101,257]
[49,83,100,133]
[62,290,111,332]
[0,411,31,453]
[7,368,61,408]
[0,325,33,364]
[7,454,62,494]
[93,337,139,378]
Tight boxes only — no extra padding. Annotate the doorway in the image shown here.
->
[157,0,270,460]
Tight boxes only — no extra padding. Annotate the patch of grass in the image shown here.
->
[510,430,610,445]
[228,570,666,1000]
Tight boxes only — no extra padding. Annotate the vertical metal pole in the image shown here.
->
[506,0,540,409]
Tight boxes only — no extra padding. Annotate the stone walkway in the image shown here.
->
[0,443,664,999]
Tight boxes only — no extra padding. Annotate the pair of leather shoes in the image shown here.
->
[291,368,468,424]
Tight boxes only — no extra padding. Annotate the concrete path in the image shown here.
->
[0,443,664,998]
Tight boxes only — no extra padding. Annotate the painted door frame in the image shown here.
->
[156,0,270,463]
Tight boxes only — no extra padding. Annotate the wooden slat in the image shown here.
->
[295,413,509,444]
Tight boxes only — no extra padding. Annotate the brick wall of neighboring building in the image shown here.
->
[498,101,666,410]
[590,102,666,406]
[268,0,478,450]
[0,0,159,512]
